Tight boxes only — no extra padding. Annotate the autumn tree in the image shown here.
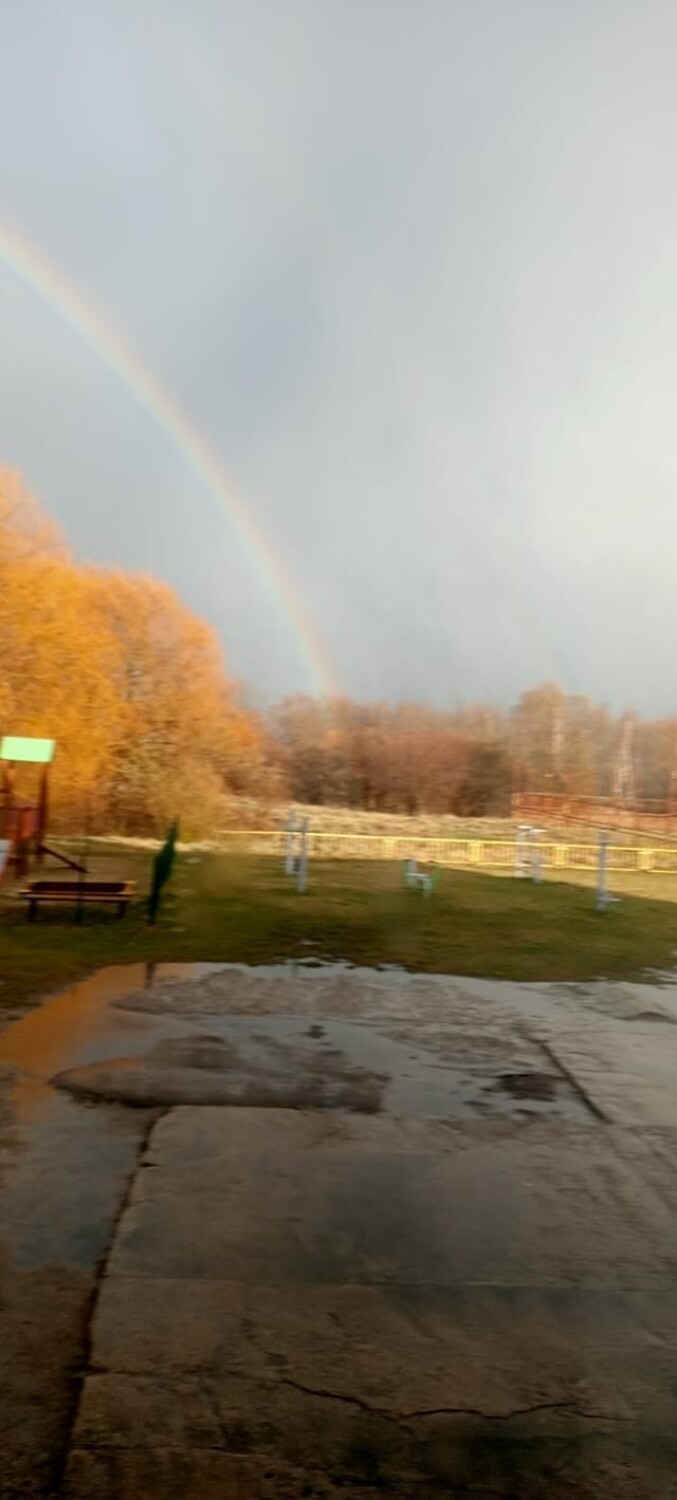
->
[0,468,265,835]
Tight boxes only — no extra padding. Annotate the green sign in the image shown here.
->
[0,736,55,764]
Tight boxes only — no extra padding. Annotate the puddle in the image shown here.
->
[0,960,596,1271]
[0,963,219,1269]
[0,962,592,1126]
[0,961,221,1098]
[48,1004,586,1122]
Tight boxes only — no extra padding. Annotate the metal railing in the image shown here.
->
[215,830,677,873]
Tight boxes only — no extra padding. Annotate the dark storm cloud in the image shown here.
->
[1,1,677,707]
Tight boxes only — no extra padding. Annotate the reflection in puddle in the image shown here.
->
[0,963,215,1269]
[0,962,215,1103]
[0,960,590,1270]
[0,961,591,1127]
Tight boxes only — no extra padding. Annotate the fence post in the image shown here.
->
[284,811,297,875]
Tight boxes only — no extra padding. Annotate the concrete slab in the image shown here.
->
[90,1277,677,1419]
[4,961,677,1495]
[108,1107,677,1288]
[62,1448,473,1500]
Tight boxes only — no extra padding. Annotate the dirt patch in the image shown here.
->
[491,1072,558,1103]
[53,1032,387,1113]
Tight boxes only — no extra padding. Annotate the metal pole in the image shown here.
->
[297,817,309,893]
[596,830,610,910]
[285,811,297,875]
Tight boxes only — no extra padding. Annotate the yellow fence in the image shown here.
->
[216,831,677,874]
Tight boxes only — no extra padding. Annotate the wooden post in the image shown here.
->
[77,802,90,925]
[35,766,49,867]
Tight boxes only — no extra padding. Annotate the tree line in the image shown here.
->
[266,688,677,817]
[3,470,677,833]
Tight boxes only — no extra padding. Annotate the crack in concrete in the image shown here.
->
[532,1036,609,1122]
[83,1363,627,1430]
[277,1376,626,1427]
[48,1105,169,1496]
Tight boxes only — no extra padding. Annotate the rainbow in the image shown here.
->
[0,219,337,698]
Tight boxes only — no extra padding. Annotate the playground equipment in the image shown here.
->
[515,824,544,883]
[405,858,434,896]
[596,831,621,911]
[284,812,310,892]
[0,736,85,882]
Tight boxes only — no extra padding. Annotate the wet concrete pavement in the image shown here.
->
[3,963,677,1496]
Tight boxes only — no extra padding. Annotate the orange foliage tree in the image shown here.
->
[0,469,265,835]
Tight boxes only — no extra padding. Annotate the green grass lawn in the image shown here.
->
[2,848,677,1012]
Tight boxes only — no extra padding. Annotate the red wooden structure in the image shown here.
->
[0,737,85,882]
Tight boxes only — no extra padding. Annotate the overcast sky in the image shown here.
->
[1,1,676,710]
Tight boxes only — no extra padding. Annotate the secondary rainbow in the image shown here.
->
[0,219,337,698]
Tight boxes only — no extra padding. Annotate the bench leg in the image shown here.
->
[27,900,37,923]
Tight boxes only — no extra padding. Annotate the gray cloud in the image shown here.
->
[1,1,677,708]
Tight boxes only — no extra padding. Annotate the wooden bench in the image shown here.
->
[19,879,135,922]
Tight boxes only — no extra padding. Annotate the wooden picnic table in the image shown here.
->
[19,879,135,922]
